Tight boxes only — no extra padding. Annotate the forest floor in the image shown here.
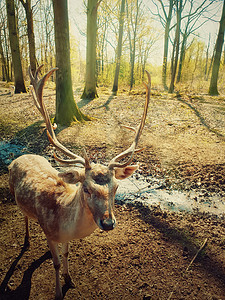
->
[0,81,225,299]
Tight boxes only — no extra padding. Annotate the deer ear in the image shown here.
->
[58,169,85,184]
[114,165,139,180]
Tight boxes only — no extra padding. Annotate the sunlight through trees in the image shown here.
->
[0,0,224,119]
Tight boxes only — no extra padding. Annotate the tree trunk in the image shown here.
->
[204,34,211,80]
[209,0,225,96]
[112,0,125,95]
[2,25,11,81]
[81,0,99,99]
[53,0,90,125]
[162,0,174,90]
[170,37,176,78]
[206,49,215,81]
[20,0,36,75]
[127,0,139,90]
[6,0,26,93]
[168,0,182,93]
[223,43,225,65]
[191,41,200,85]
[176,33,187,83]
[0,30,10,82]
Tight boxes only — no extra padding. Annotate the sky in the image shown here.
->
[68,0,223,66]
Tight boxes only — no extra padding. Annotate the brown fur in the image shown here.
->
[9,153,137,299]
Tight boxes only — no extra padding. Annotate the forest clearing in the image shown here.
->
[0,81,225,299]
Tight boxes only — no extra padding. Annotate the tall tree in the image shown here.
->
[162,0,174,90]
[6,0,26,93]
[0,28,10,82]
[138,27,158,81]
[126,0,143,90]
[209,0,225,95]
[0,5,10,82]
[0,7,11,81]
[81,0,102,99]
[39,0,54,73]
[52,0,90,125]
[96,1,109,82]
[168,0,182,93]
[176,0,215,83]
[204,34,211,80]
[112,0,125,94]
[19,0,36,75]
[149,0,174,90]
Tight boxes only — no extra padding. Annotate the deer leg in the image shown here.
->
[62,242,75,288]
[47,239,63,300]
[23,216,30,249]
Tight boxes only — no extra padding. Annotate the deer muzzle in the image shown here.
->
[100,216,116,231]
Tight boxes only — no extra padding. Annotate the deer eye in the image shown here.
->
[83,185,90,194]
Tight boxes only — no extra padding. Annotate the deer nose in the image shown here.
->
[100,218,116,231]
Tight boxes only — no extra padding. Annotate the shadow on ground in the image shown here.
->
[136,203,225,290]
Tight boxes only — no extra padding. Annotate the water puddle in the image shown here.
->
[0,142,224,217]
[116,176,225,218]
[0,141,27,167]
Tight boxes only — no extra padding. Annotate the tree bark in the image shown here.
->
[176,33,187,83]
[53,0,90,125]
[20,0,36,75]
[168,0,182,93]
[2,24,11,81]
[0,29,10,82]
[127,0,140,90]
[206,48,215,81]
[204,34,211,80]
[112,0,125,95]
[209,0,225,96]
[6,0,26,93]
[162,0,174,90]
[81,0,99,99]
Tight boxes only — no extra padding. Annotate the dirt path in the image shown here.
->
[0,83,225,299]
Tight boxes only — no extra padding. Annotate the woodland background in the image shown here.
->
[1,2,225,299]
[0,0,225,103]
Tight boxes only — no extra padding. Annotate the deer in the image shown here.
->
[8,65,151,300]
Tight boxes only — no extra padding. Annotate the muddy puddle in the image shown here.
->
[0,141,27,170]
[116,176,225,218]
[0,141,224,218]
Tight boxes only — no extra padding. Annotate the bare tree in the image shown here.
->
[53,0,90,125]
[81,0,102,99]
[0,29,10,81]
[96,1,110,82]
[149,0,174,90]
[209,0,225,95]
[0,7,11,82]
[126,0,143,90]
[6,0,26,93]
[204,34,211,80]
[43,1,54,73]
[19,0,36,75]
[36,0,55,73]
[161,0,174,90]
[168,0,182,93]
[112,0,125,94]
[0,2,11,81]
[176,0,215,83]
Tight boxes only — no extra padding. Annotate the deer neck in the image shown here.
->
[57,183,97,242]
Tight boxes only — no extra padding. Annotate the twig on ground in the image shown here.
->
[168,237,208,300]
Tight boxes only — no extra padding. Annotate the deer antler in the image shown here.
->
[29,65,86,167]
[29,66,150,169]
[108,70,151,169]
